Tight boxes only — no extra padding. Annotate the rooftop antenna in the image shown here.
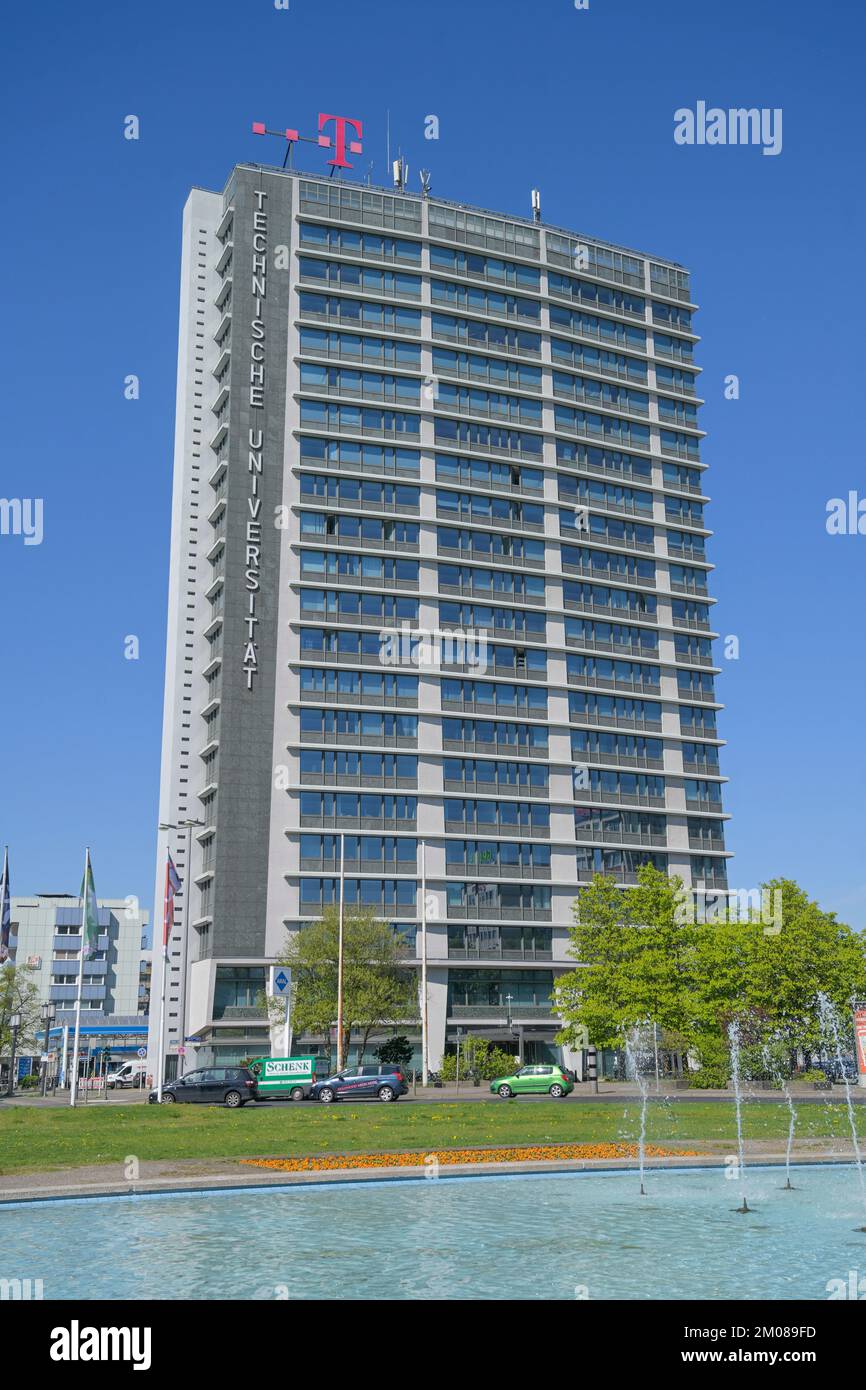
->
[531,188,542,223]
[365,160,374,187]
[419,169,431,198]
[393,154,409,192]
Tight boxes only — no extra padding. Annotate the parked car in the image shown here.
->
[107,1061,148,1090]
[311,1065,408,1103]
[490,1064,574,1099]
[148,1066,257,1107]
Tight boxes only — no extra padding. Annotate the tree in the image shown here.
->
[0,965,42,1058]
[375,1035,413,1070]
[554,868,866,1081]
[279,907,419,1068]
[553,864,698,1052]
[690,878,866,1065]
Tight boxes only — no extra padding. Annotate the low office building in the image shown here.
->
[8,895,149,1023]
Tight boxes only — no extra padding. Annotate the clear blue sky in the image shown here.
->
[1,0,863,930]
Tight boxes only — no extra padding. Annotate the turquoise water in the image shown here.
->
[2,1164,865,1299]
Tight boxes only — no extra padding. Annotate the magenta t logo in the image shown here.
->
[317,114,363,169]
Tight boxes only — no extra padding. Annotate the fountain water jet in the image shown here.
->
[762,1041,798,1189]
[817,992,866,1230]
[728,1020,751,1213]
[624,1025,651,1196]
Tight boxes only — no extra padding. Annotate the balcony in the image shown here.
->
[581,788,666,809]
[441,736,548,759]
[299,772,416,790]
[443,777,549,799]
[446,861,551,880]
[567,673,661,698]
[446,904,552,922]
[300,857,413,875]
[298,814,416,832]
[447,946,553,962]
[435,506,544,535]
[570,710,662,734]
[565,634,657,660]
[445,820,550,840]
[306,532,419,555]
[299,570,418,592]
[562,559,656,590]
[560,523,655,552]
[564,595,657,624]
[436,545,545,571]
[448,1003,555,1019]
[298,730,417,749]
[575,828,667,848]
[440,695,544,718]
[436,581,545,605]
[575,750,664,771]
[298,688,417,709]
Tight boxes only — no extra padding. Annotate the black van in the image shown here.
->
[149,1066,257,1107]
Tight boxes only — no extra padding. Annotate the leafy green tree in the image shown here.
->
[279,907,418,1068]
[553,864,698,1051]
[690,878,866,1066]
[0,965,42,1058]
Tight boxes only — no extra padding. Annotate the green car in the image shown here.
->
[489,1064,574,1099]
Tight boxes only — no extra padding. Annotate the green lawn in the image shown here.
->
[1,1099,865,1175]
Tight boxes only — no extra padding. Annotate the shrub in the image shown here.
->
[687,1065,729,1089]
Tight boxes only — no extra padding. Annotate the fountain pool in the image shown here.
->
[1,1164,863,1300]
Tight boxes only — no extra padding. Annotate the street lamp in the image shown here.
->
[6,1013,22,1098]
[40,1002,55,1096]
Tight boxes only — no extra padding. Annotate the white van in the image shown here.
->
[107,1061,148,1089]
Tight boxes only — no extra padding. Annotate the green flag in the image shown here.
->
[80,853,100,959]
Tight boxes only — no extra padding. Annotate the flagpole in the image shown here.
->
[336,832,345,1072]
[0,846,9,964]
[156,855,170,1104]
[70,847,89,1108]
[421,840,428,1087]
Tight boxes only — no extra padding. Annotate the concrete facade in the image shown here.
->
[7,895,149,1021]
[148,164,730,1079]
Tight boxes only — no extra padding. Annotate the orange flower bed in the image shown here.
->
[240,1142,697,1174]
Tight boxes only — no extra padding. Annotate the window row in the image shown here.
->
[299,552,418,581]
[299,513,419,545]
[432,347,542,393]
[299,327,421,368]
[300,401,420,437]
[298,669,418,701]
[297,291,421,335]
[300,435,421,475]
[298,473,419,510]
[299,709,418,739]
[440,679,547,713]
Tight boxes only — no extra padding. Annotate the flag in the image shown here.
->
[163,854,182,957]
[79,851,100,960]
[0,846,10,963]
